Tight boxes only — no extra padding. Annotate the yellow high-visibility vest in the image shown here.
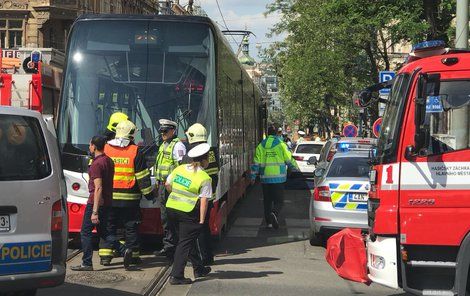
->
[166,165,211,212]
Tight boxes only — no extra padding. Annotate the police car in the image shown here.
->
[309,149,372,246]
[0,107,67,295]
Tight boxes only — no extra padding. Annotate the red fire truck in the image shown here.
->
[330,40,470,295]
[0,48,63,117]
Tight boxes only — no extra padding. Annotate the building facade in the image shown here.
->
[0,0,159,52]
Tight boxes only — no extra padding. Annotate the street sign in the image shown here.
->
[379,71,395,95]
[343,124,358,137]
[372,118,383,138]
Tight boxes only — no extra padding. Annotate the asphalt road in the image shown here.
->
[160,178,410,296]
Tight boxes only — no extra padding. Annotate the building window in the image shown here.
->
[0,19,24,49]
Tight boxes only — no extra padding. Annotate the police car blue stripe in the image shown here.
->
[334,202,347,208]
[350,184,362,190]
[329,183,339,189]
[0,261,51,276]
[338,194,348,204]
[357,204,368,210]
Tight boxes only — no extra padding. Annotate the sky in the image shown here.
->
[195,0,284,61]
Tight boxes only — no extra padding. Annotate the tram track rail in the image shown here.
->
[141,264,171,296]
[66,248,81,262]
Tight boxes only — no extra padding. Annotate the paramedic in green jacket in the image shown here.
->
[250,125,298,229]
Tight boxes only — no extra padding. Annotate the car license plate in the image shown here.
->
[350,193,368,202]
[0,215,10,232]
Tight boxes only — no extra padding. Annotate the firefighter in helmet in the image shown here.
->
[184,123,218,265]
[99,120,154,269]
[104,112,129,141]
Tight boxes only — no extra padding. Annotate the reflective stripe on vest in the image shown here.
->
[112,192,142,200]
[155,138,179,181]
[104,144,140,201]
[166,165,211,213]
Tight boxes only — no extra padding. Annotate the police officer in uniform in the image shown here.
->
[154,119,186,260]
[166,143,212,285]
[99,120,154,269]
[297,130,306,144]
[184,123,218,265]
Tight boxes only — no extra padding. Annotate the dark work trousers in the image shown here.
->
[158,181,177,255]
[106,206,140,256]
[262,183,285,223]
[194,201,213,262]
[81,203,112,266]
[168,207,205,278]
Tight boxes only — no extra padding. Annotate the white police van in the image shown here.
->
[0,106,67,295]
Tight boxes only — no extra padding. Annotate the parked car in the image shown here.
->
[309,150,372,246]
[0,107,68,295]
[292,141,325,176]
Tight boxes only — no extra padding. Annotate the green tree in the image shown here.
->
[265,0,455,136]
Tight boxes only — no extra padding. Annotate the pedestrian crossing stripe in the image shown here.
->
[329,183,368,211]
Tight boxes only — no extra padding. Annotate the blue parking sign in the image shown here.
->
[379,71,395,95]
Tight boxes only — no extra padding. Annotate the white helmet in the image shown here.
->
[186,123,207,144]
[188,143,210,159]
[115,120,137,139]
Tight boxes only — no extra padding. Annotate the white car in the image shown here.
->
[292,141,325,175]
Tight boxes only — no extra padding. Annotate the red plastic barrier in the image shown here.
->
[325,228,371,285]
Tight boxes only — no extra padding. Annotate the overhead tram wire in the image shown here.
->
[214,0,242,51]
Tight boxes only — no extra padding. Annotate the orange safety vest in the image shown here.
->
[104,144,138,189]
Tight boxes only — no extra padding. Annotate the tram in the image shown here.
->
[57,14,266,239]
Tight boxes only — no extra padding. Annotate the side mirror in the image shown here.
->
[414,73,440,155]
[356,90,372,107]
[314,168,325,178]
[307,156,318,165]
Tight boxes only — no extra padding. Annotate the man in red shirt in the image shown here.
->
[71,135,115,271]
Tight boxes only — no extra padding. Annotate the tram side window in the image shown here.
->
[425,80,470,155]
[0,115,51,180]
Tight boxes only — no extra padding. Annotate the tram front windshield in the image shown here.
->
[58,20,216,157]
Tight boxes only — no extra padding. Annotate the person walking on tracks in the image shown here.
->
[184,123,218,265]
[99,120,154,269]
[71,135,115,271]
[166,143,212,285]
[251,125,298,229]
[154,119,186,260]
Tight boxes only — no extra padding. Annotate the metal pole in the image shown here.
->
[456,0,469,49]
[454,0,469,148]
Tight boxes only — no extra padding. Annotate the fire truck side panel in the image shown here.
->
[400,205,470,245]
[391,57,470,294]
[0,74,12,106]
[371,163,400,235]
